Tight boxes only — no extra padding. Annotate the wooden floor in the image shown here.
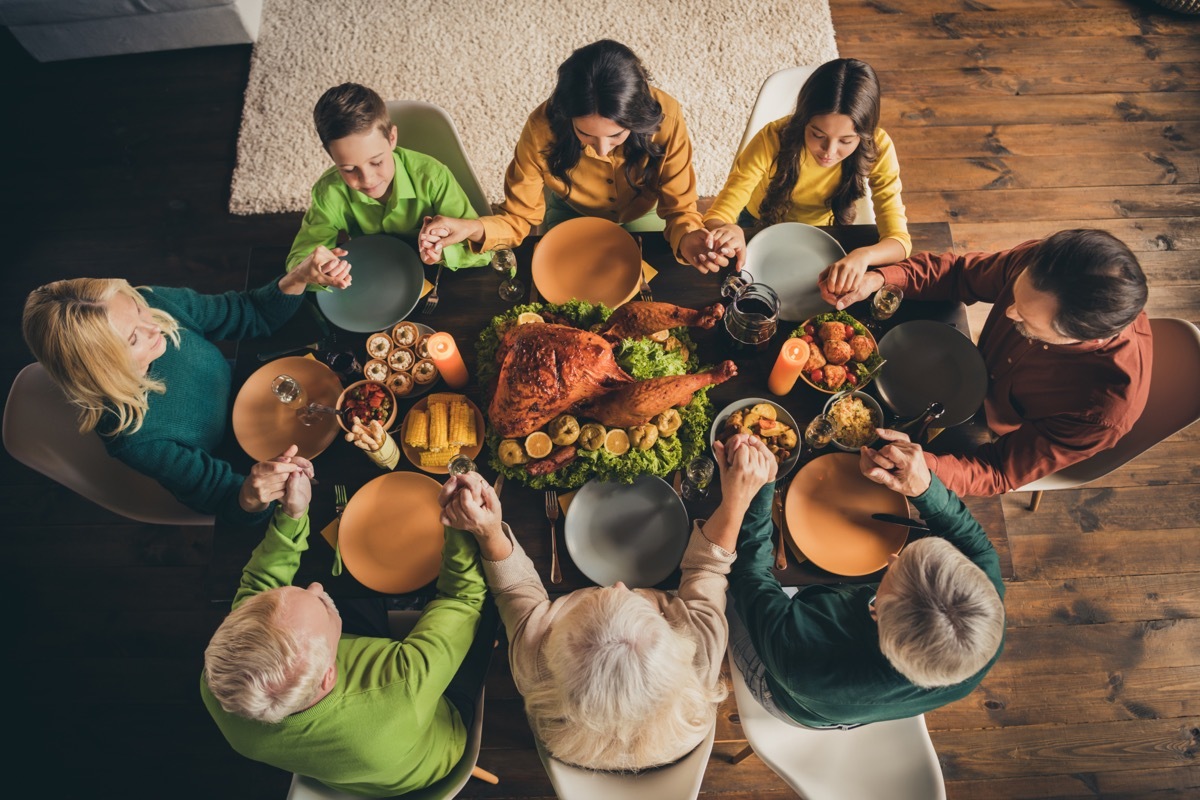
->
[3,1,1197,797]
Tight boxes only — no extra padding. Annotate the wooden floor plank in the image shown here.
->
[888,121,1199,159]
[943,765,1200,800]
[876,62,1200,98]
[883,91,1200,127]
[903,184,1200,223]
[948,217,1200,252]
[1000,484,1200,535]
[901,153,1200,192]
[1006,527,1200,580]
[1003,573,1200,627]
[836,7,1196,42]
[995,618,1200,676]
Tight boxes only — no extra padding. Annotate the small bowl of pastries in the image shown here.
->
[359,323,440,397]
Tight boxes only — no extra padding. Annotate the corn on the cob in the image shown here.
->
[426,392,464,406]
[419,446,460,467]
[449,401,476,447]
[405,410,429,449]
[428,401,449,451]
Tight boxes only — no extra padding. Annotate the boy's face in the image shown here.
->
[328,124,398,201]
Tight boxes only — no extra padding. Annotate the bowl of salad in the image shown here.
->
[336,380,397,433]
[791,311,883,394]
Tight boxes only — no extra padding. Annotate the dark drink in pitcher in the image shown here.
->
[721,273,780,352]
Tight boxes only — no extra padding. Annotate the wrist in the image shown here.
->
[467,219,486,244]
[277,271,306,295]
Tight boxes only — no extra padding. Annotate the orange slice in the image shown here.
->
[604,429,631,456]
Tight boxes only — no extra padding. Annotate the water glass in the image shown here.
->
[448,453,477,476]
[802,414,835,455]
[270,374,305,407]
[681,455,715,501]
[491,249,525,302]
[321,350,362,381]
[870,283,903,323]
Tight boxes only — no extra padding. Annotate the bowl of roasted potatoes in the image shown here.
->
[709,398,801,478]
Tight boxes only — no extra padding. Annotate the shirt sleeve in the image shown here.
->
[926,413,1126,497]
[908,475,1005,598]
[414,157,492,270]
[146,281,303,341]
[231,508,310,610]
[868,131,911,257]
[478,117,548,252]
[703,124,776,226]
[654,107,706,260]
[479,524,554,694]
[875,241,1039,304]
[674,524,736,672]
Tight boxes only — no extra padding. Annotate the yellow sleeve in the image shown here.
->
[478,113,549,251]
[654,103,705,261]
[869,129,911,257]
[703,121,782,225]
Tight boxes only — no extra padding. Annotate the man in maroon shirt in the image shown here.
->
[820,229,1152,496]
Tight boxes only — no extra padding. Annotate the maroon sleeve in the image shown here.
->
[876,240,1042,305]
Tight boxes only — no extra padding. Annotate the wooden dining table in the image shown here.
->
[206,221,1003,603]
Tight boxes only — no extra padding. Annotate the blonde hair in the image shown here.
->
[203,591,333,724]
[22,278,179,435]
[524,588,726,771]
[875,538,1005,689]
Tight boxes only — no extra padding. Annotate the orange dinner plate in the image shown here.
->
[232,356,343,462]
[531,217,642,307]
[337,471,444,593]
[401,396,486,474]
[785,453,910,576]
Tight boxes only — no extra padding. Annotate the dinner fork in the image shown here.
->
[334,484,348,518]
[773,477,791,570]
[635,234,652,302]
[422,262,444,315]
[545,489,562,585]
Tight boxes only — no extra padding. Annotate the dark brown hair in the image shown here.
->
[312,83,392,150]
[757,58,881,226]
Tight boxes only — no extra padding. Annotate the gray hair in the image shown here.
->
[875,537,1005,689]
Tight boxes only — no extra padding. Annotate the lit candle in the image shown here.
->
[426,332,469,389]
[768,337,811,396]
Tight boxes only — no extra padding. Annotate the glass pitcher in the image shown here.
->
[721,272,780,350]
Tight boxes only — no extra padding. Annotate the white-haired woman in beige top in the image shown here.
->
[438,434,777,771]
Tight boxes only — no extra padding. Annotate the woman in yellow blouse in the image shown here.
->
[702,58,911,294]
[418,39,728,273]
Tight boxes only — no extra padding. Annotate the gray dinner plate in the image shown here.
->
[315,234,425,333]
[564,475,690,588]
[876,320,988,427]
[744,222,846,322]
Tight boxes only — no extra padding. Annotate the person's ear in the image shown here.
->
[387,125,398,148]
[321,664,337,692]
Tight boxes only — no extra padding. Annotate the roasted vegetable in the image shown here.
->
[749,403,778,421]
[498,440,529,466]
[548,414,581,446]
[653,409,682,437]
[577,423,607,451]
[628,424,659,451]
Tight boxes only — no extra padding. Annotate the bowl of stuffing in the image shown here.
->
[823,390,883,451]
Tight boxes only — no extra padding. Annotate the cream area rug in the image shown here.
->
[229,0,839,215]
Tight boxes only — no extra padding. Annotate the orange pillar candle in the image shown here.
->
[426,331,469,389]
[768,337,811,396]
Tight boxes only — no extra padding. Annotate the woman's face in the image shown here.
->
[572,114,631,157]
[106,292,167,375]
[805,112,862,168]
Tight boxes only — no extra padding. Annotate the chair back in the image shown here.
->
[726,649,945,800]
[533,721,716,800]
[386,100,492,218]
[737,65,875,224]
[1019,317,1200,492]
[2,362,212,526]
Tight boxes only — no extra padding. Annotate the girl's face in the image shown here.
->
[572,114,631,157]
[805,113,862,168]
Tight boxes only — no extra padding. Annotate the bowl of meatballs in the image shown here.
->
[791,312,883,394]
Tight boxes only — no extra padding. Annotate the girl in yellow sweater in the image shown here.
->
[701,59,910,294]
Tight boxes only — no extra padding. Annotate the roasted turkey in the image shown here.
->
[487,301,733,438]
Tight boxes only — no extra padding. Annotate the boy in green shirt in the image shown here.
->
[201,463,491,796]
[286,83,491,278]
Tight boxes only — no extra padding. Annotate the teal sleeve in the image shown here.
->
[145,281,303,341]
[419,163,491,270]
[232,509,310,610]
[910,475,1005,598]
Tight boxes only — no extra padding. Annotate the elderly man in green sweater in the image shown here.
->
[200,463,490,796]
[728,428,1006,728]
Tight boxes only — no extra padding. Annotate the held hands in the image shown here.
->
[437,471,504,541]
[240,444,315,516]
[818,253,882,310]
[859,429,932,497]
[417,215,483,264]
[714,433,778,509]
[679,228,740,273]
[281,246,352,293]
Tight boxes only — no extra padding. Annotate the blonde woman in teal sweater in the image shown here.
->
[21,248,349,523]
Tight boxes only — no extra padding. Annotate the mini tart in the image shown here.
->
[363,358,390,382]
[392,321,419,347]
[415,333,433,360]
[366,333,392,359]
[386,371,414,397]
[412,358,439,385]
[388,346,415,372]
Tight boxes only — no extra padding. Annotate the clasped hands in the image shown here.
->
[239,444,315,518]
[858,428,932,498]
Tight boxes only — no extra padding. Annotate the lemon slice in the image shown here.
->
[525,431,553,459]
[517,312,544,325]
[603,428,631,456]
[648,329,670,343]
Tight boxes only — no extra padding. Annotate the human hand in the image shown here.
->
[714,434,777,509]
[344,419,386,453]
[437,472,503,539]
[281,246,352,293]
[679,229,731,274]
[707,223,747,272]
[819,265,883,310]
[240,444,315,514]
[417,215,483,264]
[859,428,932,497]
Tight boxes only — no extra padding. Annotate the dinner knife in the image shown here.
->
[871,513,931,532]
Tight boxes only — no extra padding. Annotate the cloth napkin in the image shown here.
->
[418,278,433,299]
[558,491,576,516]
[320,518,343,576]
[641,261,658,284]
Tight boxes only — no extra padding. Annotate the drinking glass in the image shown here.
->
[802,414,835,457]
[681,455,715,501]
[270,375,305,407]
[491,249,525,302]
[867,283,903,332]
[321,350,362,381]
[448,453,477,476]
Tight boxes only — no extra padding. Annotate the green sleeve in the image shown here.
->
[144,282,303,341]
[232,509,310,610]
[287,188,344,271]
[910,475,1005,598]
[417,161,491,270]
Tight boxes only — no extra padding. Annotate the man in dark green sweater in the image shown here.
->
[728,428,1006,728]
[200,464,490,796]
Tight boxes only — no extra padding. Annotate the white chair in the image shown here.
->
[737,65,875,225]
[386,101,492,218]
[726,648,946,800]
[531,720,716,800]
[287,611,497,800]
[1021,317,1200,511]
[2,363,213,526]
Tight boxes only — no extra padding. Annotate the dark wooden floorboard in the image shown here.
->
[3,0,1198,796]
